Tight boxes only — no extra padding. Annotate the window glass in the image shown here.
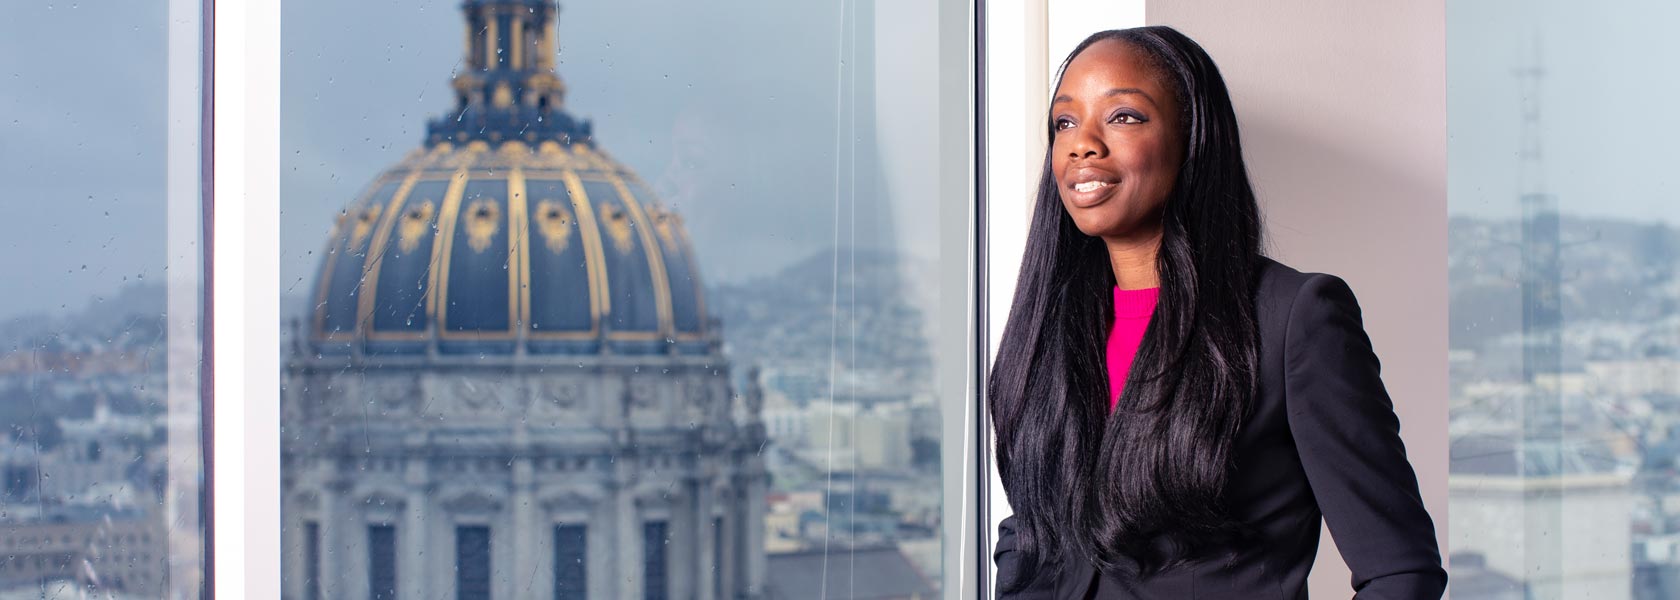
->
[1448,1,1680,598]
[368,524,397,599]
[305,521,322,600]
[0,1,205,597]
[455,526,492,600]
[280,0,971,598]
[553,524,586,600]
[645,520,669,600]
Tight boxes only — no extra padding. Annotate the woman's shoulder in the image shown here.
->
[1255,255,1310,306]
[1254,255,1359,326]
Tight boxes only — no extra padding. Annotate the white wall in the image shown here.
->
[1146,0,1450,595]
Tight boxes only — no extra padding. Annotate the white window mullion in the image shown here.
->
[1048,0,1146,75]
[981,2,1047,597]
[212,0,282,596]
[166,0,206,596]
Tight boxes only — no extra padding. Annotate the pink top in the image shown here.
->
[1106,286,1159,411]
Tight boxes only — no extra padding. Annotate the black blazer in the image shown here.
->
[993,257,1446,599]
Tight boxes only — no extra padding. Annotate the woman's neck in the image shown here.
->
[1105,228,1163,290]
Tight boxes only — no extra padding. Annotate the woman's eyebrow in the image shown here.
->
[1052,87,1157,106]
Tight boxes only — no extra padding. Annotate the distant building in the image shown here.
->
[1587,358,1680,397]
[1633,534,1680,600]
[1450,433,1633,599]
[45,399,163,503]
[0,399,164,524]
[1447,552,1526,600]
[281,1,767,598]
[765,546,936,600]
[0,515,165,597]
[762,393,811,447]
[805,403,912,471]
[858,405,914,469]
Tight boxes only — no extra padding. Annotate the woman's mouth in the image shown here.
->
[1065,176,1119,207]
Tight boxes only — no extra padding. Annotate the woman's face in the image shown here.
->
[1051,39,1183,240]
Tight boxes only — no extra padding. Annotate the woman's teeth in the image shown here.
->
[1074,181,1109,193]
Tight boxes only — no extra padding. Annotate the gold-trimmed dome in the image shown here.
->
[308,140,711,357]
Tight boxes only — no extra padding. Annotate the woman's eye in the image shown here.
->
[1053,117,1074,131]
[1111,112,1146,124]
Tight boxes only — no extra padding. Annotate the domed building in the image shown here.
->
[280,1,769,598]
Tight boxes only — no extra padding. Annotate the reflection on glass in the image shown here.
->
[281,0,960,598]
[1448,2,1680,599]
[0,1,204,598]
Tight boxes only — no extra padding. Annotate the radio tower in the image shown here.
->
[1516,35,1563,437]
[1515,34,1569,599]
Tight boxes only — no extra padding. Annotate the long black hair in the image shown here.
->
[989,25,1264,589]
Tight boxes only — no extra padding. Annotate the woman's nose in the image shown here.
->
[1068,129,1106,159]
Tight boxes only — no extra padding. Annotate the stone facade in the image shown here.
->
[280,357,769,599]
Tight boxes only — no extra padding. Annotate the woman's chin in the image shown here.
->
[1070,215,1124,239]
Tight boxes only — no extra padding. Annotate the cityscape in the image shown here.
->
[6,1,1670,599]
[3,0,954,598]
[1447,213,1680,599]
[271,0,943,598]
[24,209,1680,598]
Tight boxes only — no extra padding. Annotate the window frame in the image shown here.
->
[211,0,1001,598]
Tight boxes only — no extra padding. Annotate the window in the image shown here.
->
[368,524,397,600]
[713,516,724,600]
[0,0,206,598]
[279,0,975,598]
[1446,2,1680,598]
[456,526,492,600]
[553,524,587,600]
[305,521,322,600]
[644,520,669,600]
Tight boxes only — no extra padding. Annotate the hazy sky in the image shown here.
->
[277,0,946,306]
[0,2,172,321]
[0,0,947,322]
[1447,0,1680,221]
[6,0,1678,321]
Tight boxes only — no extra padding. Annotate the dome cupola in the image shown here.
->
[305,0,711,358]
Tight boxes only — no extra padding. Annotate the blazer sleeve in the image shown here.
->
[994,514,1058,599]
[1283,274,1448,599]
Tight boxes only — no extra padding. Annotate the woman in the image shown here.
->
[989,26,1446,599]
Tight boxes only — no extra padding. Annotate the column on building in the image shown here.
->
[512,450,537,600]
[320,478,347,598]
[404,452,430,599]
[588,492,612,599]
[696,474,718,600]
[346,489,368,600]
[728,478,748,600]
[615,465,642,598]
[430,495,451,599]
[496,488,516,600]
[279,491,301,599]
[670,471,696,598]
[509,8,524,69]
[719,490,736,598]
[743,467,768,599]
